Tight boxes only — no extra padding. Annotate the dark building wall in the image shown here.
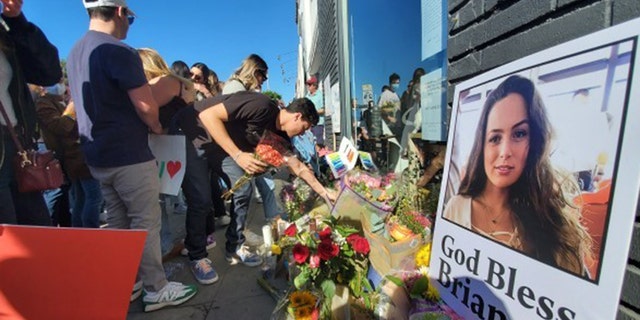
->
[316,0,341,149]
[447,1,640,318]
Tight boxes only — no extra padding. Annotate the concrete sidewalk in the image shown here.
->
[127,182,290,320]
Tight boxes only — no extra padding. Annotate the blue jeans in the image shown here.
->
[220,156,252,254]
[44,184,71,227]
[182,140,214,261]
[0,130,50,225]
[70,178,102,228]
[254,175,282,220]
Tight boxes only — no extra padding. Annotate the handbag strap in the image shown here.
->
[0,100,31,166]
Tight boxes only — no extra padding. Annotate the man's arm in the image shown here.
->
[286,156,337,203]
[3,10,62,86]
[128,85,162,134]
[198,103,267,174]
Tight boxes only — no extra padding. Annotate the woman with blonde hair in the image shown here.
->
[138,48,219,285]
[223,53,268,94]
[137,48,195,128]
[444,75,592,277]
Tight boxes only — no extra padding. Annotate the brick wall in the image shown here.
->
[447,1,640,318]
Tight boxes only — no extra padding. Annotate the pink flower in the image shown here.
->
[292,243,310,264]
[309,254,321,268]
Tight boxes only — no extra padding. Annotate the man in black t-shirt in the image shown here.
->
[196,91,337,266]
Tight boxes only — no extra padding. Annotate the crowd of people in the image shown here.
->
[0,0,334,313]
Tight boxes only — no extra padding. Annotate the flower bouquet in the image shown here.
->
[276,216,375,319]
[344,170,398,212]
[280,177,320,222]
[378,243,463,320]
[222,130,293,200]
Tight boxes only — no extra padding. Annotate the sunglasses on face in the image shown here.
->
[191,73,203,83]
[122,7,135,25]
[257,69,268,81]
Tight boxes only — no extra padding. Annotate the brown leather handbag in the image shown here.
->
[0,101,64,192]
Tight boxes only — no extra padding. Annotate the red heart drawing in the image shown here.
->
[166,161,182,179]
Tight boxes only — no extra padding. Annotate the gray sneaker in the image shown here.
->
[225,245,263,267]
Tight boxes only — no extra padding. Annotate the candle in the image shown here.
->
[262,224,273,247]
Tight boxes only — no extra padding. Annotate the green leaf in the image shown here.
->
[294,268,310,289]
[410,276,429,298]
[320,279,336,299]
[385,275,404,287]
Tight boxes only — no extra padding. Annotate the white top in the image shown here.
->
[443,195,522,249]
[0,50,17,126]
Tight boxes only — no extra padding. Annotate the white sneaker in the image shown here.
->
[130,280,143,301]
[142,281,197,312]
[225,245,263,267]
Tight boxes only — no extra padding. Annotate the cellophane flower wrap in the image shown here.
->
[223,130,293,200]
[277,215,374,319]
[280,177,319,221]
[377,243,463,320]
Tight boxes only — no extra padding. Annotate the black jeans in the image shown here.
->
[182,140,214,261]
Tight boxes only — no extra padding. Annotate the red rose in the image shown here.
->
[318,227,332,241]
[317,239,339,261]
[284,224,298,237]
[346,234,370,255]
[292,243,310,264]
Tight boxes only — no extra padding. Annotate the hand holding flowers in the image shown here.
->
[223,130,293,200]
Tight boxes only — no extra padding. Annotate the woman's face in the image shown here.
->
[483,93,530,190]
[255,68,268,85]
[190,67,204,84]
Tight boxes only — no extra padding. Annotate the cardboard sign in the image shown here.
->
[0,225,146,319]
[148,134,186,196]
[430,18,640,320]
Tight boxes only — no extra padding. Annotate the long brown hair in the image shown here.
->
[458,75,591,275]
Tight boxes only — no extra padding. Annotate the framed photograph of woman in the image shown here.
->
[430,18,640,320]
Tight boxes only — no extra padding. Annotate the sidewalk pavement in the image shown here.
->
[127,177,291,320]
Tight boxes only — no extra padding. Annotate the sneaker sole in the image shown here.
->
[194,272,219,285]
[130,288,142,302]
[143,291,197,312]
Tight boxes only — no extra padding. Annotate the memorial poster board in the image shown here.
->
[430,18,640,320]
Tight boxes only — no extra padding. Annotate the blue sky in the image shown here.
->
[21,0,300,102]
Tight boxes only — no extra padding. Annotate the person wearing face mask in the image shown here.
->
[378,73,402,136]
[36,81,103,228]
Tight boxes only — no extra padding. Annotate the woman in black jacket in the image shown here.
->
[0,1,62,225]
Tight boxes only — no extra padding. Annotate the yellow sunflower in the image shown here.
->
[289,290,316,308]
[294,306,314,320]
